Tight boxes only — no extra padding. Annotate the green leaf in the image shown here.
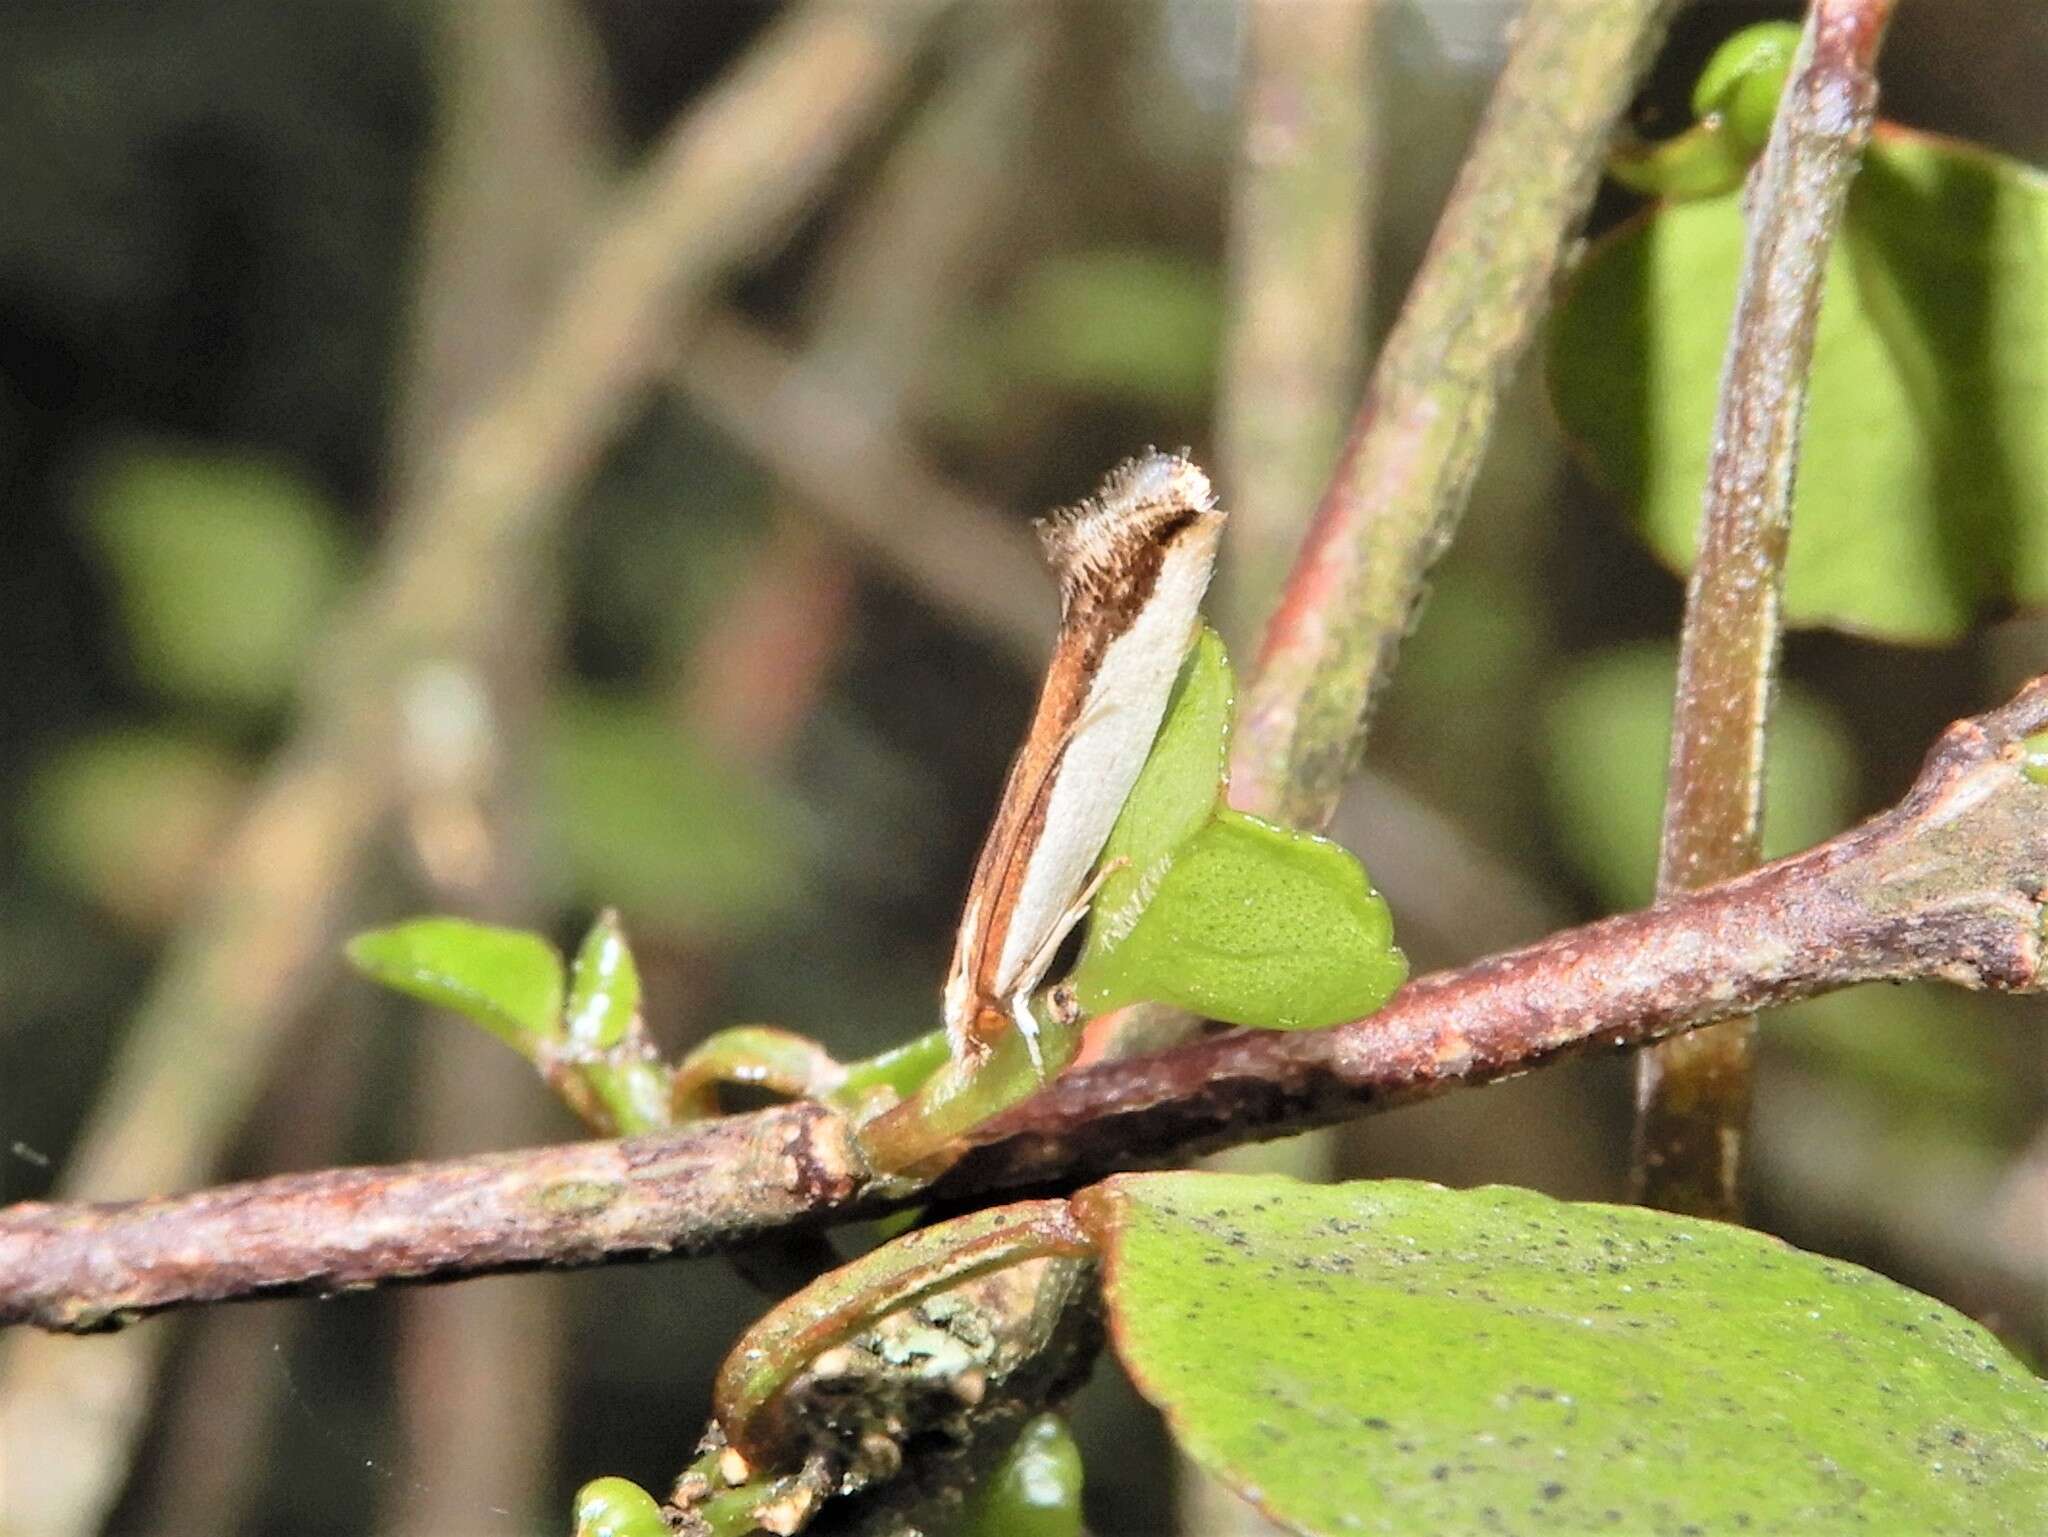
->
[1085,1173,2048,1537]
[542,692,801,935]
[1069,810,1405,1030]
[1551,129,2048,643]
[1077,627,1232,976]
[77,440,351,708]
[960,1413,1085,1537]
[345,918,564,1055]
[564,909,640,1052]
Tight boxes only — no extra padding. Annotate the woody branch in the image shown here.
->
[1634,0,1899,1220]
[4,674,2043,1333]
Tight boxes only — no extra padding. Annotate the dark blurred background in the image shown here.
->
[0,3,2041,1534]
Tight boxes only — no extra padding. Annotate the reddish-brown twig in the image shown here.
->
[1636,0,1900,1218]
[5,674,2041,1333]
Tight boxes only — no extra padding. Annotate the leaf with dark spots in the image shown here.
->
[1078,1173,2048,1536]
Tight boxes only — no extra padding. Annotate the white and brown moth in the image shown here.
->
[942,450,1225,1074]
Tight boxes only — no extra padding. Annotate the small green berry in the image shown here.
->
[573,1476,669,1537]
[2022,730,2048,787]
[1692,21,1803,156]
[960,1413,1084,1537]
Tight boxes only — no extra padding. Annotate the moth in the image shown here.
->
[942,451,1226,1074]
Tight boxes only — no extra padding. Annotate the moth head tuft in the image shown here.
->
[1035,450,1222,606]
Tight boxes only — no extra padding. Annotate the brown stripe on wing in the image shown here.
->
[946,451,1220,1056]
[950,638,1093,1051]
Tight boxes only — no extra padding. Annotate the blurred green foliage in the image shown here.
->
[1540,643,1857,908]
[951,247,1224,423]
[23,727,244,930]
[25,439,346,933]
[541,691,803,939]
[77,441,352,710]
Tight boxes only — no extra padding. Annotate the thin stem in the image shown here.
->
[713,1201,1090,1461]
[1231,0,1681,830]
[5,673,2041,1331]
[1216,0,1380,655]
[1633,0,1899,1219]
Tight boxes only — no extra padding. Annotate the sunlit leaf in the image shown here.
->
[1551,129,2048,643]
[346,917,563,1055]
[77,440,351,708]
[564,909,639,1052]
[1077,626,1232,976]
[1069,809,1405,1030]
[1086,1173,2048,1537]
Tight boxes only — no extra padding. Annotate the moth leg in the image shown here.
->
[1006,856,1129,1081]
[1008,991,1049,1080]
